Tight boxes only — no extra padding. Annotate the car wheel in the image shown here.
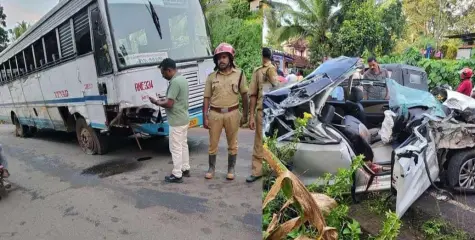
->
[75,117,108,155]
[447,149,475,192]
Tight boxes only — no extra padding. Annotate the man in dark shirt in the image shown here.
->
[456,68,473,96]
[363,57,390,100]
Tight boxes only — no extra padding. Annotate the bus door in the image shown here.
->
[86,4,113,129]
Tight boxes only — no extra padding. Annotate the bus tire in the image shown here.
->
[75,117,108,155]
[13,116,28,138]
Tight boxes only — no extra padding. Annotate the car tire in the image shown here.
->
[447,149,475,192]
[75,117,108,155]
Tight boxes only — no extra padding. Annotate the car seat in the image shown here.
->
[345,86,381,144]
[320,104,336,124]
[345,87,367,124]
[339,115,374,162]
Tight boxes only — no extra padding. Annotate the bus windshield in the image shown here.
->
[106,0,212,69]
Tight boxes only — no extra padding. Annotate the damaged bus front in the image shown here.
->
[103,0,214,137]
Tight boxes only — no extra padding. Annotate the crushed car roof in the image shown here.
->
[306,56,359,81]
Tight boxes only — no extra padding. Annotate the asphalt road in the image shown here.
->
[0,124,261,240]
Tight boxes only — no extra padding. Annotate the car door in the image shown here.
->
[391,126,439,218]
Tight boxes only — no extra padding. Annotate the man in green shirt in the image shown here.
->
[149,58,190,183]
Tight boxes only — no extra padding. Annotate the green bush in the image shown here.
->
[446,45,458,60]
[207,2,262,83]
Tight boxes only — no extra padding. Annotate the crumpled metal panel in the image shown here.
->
[263,56,360,144]
[430,121,475,149]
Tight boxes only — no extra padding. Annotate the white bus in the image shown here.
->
[0,0,215,155]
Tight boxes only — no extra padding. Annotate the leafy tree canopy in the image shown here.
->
[206,0,262,81]
[9,21,30,42]
[267,0,405,64]
[0,5,8,52]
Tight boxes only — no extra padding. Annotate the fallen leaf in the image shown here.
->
[280,198,294,212]
[265,213,280,235]
[268,216,304,240]
[311,193,338,216]
[263,147,339,240]
[295,235,315,240]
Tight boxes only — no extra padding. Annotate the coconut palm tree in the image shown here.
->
[262,0,295,50]
[266,0,340,57]
[9,21,30,42]
[263,4,283,49]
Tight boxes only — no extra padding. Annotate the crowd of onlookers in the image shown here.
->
[271,61,304,84]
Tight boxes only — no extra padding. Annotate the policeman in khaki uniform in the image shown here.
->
[246,47,279,183]
[203,43,249,180]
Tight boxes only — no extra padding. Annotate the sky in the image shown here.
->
[0,0,58,30]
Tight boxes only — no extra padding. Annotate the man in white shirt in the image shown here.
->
[286,70,298,83]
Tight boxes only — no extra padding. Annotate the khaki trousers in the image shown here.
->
[169,124,190,178]
[251,110,263,176]
[208,109,241,155]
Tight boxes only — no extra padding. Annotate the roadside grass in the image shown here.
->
[421,219,468,240]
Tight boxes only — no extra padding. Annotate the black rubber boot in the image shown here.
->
[226,154,237,180]
[205,155,217,179]
[246,175,262,183]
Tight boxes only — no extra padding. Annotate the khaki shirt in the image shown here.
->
[363,67,389,100]
[249,61,279,111]
[203,68,248,108]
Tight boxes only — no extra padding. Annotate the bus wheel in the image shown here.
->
[75,118,108,155]
[13,116,28,138]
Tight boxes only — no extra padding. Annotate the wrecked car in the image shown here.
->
[263,56,475,218]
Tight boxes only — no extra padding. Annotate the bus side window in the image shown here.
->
[6,60,12,80]
[24,46,35,72]
[91,7,112,76]
[33,40,45,69]
[73,8,93,56]
[16,53,26,76]
[0,64,4,83]
[44,30,60,64]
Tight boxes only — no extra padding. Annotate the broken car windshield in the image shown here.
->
[305,56,359,82]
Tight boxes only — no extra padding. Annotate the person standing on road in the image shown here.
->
[363,57,390,100]
[286,69,298,83]
[202,43,249,181]
[149,58,190,183]
[0,144,11,189]
[456,67,473,96]
[297,70,304,81]
[247,47,279,183]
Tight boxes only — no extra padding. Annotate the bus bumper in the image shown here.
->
[132,111,203,136]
